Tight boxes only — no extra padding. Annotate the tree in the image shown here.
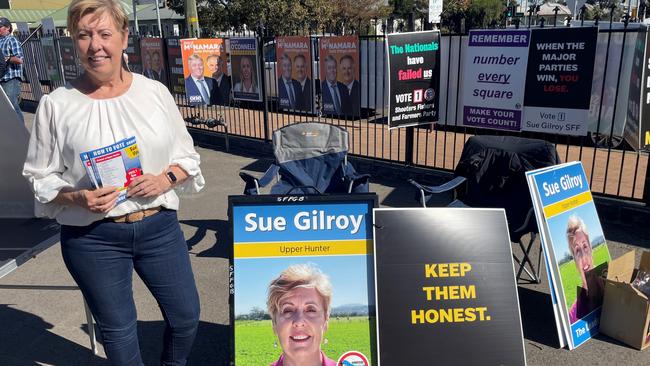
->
[390,0,428,19]
[166,0,388,35]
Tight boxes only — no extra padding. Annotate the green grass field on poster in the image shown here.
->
[235,316,374,365]
[559,244,610,309]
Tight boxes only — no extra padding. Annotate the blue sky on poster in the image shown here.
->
[234,255,374,316]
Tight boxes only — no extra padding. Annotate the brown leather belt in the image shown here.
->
[111,207,163,223]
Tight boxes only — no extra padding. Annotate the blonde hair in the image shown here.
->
[267,264,333,323]
[67,0,129,38]
[566,215,589,254]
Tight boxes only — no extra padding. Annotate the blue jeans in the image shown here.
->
[61,210,200,366]
[0,78,24,124]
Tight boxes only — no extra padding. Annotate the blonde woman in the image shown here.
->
[22,0,204,364]
[566,215,605,323]
[267,264,336,366]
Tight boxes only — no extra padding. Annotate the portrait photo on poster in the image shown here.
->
[231,38,262,102]
[180,38,228,106]
[276,36,315,113]
[319,36,361,119]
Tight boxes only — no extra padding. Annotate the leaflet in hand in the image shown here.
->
[80,136,143,205]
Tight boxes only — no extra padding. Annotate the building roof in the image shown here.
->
[0,9,55,26]
[9,0,70,10]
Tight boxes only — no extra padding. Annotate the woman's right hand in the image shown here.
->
[72,187,121,213]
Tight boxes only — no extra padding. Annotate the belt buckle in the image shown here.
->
[125,211,145,223]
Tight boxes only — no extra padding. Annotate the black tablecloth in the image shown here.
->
[455,135,561,239]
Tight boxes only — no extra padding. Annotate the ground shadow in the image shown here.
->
[517,287,561,348]
[239,158,274,174]
[180,219,230,259]
[601,221,650,250]
[0,303,106,365]
[134,320,231,365]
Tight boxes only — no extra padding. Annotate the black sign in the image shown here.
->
[524,27,597,109]
[387,31,440,129]
[125,36,142,74]
[58,37,79,82]
[165,37,185,95]
[373,208,526,365]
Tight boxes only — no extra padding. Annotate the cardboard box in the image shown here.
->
[600,250,650,350]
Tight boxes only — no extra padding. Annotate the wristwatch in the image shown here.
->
[166,171,178,184]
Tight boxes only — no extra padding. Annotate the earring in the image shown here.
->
[273,340,278,348]
[323,338,329,345]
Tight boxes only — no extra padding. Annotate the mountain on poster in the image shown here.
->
[526,161,611,349]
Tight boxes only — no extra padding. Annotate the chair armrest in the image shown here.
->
[408,176,466,194]
[239,164,281,195]
[408,176,467,207]
[343,169,371,193]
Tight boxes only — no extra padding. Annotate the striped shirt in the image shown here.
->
[0,34,24,81]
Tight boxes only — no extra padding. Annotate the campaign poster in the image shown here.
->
[40,37,62,82]
[165,37,185,95]
[625,28,650,151]
[180,38,228,105]
[642,31,650,151]
[373,208,526,365]
[230,194,377,366]
[462,30,530,131]
[386,31,440,129]
[140,38,167,86]
[527,162,611,349]
[58,37,79,82]
[522,27,598,136]
[125,36,142,74]
[276,36,314,113]
[319,36,361,119]
[230,38,262,102]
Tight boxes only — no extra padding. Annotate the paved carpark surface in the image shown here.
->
[1,111,649,365]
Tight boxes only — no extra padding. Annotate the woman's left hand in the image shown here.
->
[127,173,171,198]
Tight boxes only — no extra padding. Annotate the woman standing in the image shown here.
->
[22,0,204,364]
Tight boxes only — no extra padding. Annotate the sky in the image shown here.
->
[234,255,375,316]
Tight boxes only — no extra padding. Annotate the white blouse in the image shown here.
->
[23,74,205,226]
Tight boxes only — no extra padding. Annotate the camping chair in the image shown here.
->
[239,122,370,195]
[408,135,561,283]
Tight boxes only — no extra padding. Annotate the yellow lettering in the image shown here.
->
[425,263,437,278]
[422,286,435,300]
[461,285,476,299]
[424,262,473,278]
[438,263,449,276]
[409,307,491,324]
[411,310,425,324]
[439,308,453,322]
[460,262,472,276]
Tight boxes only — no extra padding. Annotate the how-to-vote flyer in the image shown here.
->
[79,136,143,205]
[229,195,377,366]
[462,29,530,131]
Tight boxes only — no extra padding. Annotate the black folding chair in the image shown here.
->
[409,135,561,283]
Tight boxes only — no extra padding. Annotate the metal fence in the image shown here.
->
[16,14,650,206]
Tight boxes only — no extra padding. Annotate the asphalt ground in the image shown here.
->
[1,111,649,365]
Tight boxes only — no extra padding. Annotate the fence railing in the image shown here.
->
[15,15,650,206]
